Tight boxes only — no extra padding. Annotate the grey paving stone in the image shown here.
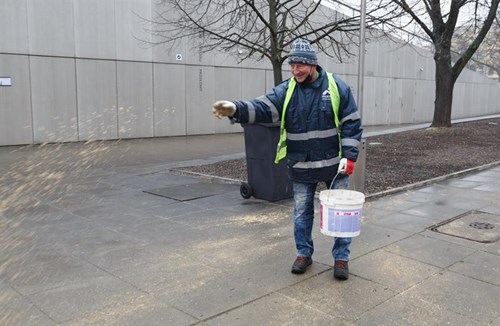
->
[74,234,149,262]
[81,185,138,201]
[483,243,500,256]
[354,292,483,326]
[325,223,412,260]
[431,194,495,211]
[475,169,500,177]
[156,271,269,320]
[174,228,266,267]
[414,184,450,195]
[251,209,294,244]
[36,180,118,198]
[11,210,88,235]
[360,205,394,222]
[444,186,500,202]
[0,284,57,326]
[384,234,478,268]
[48,193,106,210]
[193,239,329,291]
[0,198,64,220]
[482,203,500,215]
[74,209,160,232]
[350,249,441,291]
[49,221,147,257]
[187,206,293,243]
[81,244,168,274]
[393,188,448,203]
[100,173,202,190]
[27,275,145,324]
[438,178,483,189]
[2,248,110,296]
[186,191,277,211]
[206,292,340,325]
[461,174,496,182]
[403,271,500,323]
[363,196,421,212]
[370,211,436,233]
[62,300,199,326]
[278,272,396,322]
[0,220,58,262]
[218,198,285,216]
[400,203,467,224]
[448,250,500,286]
[118,253,223,293]
[169,207,255,228]
[244,251,331,291]
[474,182,500,192]
[113,190,179,210]
[112,218,201,247]
[137,200,208,219]
[71,204,145,220]
[3,207,70,230]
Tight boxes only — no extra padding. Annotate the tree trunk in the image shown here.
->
[267,0,283,87]
[271,58,283,86]
[431,47,454,127]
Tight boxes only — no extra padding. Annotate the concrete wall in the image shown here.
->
[1,0,499,145]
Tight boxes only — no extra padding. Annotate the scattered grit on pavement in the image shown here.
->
[177,118,500,195]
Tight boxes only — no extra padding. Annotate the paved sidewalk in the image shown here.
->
[1,125,500,325]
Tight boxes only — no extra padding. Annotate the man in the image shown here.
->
[212,38,363,280]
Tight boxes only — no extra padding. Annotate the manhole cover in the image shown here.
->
[469,222,495,230]
[430,210,500,243]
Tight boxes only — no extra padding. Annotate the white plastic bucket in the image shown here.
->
[319,189,365,237]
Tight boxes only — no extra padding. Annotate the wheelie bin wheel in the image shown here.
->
[240,182,253,199]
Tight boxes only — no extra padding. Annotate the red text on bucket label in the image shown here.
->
[334,210,361,216]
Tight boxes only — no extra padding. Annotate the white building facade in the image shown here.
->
[1,0,499,146]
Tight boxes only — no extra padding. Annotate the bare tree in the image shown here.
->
[148,0,394,86]
[387,0,500,127]
[453,23,500,81]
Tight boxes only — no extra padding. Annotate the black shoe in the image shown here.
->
[334,260,349,280]
[291,256,312,274]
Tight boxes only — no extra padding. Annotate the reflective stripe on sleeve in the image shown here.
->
[340,111,361,125]
[256,95,280,122]
[341,138,360,147]
[244,101,256,123]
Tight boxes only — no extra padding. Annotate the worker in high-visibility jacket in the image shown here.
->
[212,38,363,280]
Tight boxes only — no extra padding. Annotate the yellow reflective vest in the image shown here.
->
[274,72,341,164]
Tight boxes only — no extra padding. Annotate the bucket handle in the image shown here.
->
[328,172,341,190]
[326,172,342,204]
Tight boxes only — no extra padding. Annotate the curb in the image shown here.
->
[365,160,500,200]
[167,160,500,200]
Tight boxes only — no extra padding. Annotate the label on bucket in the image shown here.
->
[320,205,362,237]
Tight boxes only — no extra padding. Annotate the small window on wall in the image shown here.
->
[0,77,12,86]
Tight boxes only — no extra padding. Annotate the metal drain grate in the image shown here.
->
[143,182,239,201]
[430,210,500,243]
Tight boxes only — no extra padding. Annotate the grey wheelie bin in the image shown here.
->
[240,122,293,201]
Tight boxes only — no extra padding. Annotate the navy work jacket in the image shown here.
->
[232,65,363,184]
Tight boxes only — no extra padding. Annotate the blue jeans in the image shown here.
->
[293,176,352,261]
